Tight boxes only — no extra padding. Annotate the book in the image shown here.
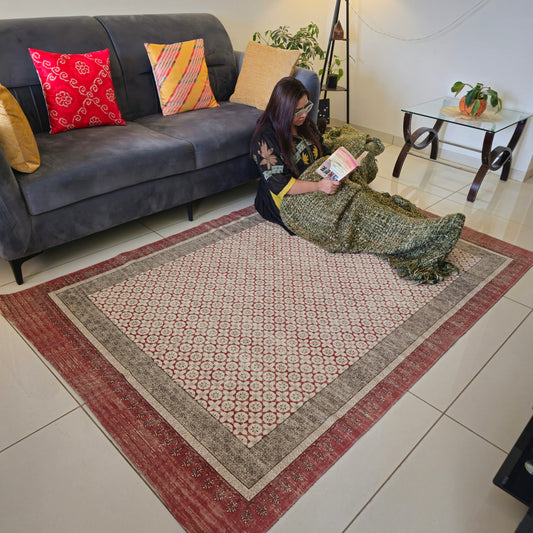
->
[316,147,369,181]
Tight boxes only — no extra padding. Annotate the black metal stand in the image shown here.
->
[320,0,350,124]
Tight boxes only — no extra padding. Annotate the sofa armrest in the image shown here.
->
[234,50,245,73]
[233,51,320,122]
[0,147,32,261]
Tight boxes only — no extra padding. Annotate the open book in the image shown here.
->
[316,147,369,181]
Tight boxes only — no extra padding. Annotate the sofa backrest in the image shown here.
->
[0,14,237,130]
[0,16,128,134]
[96,14,238,121]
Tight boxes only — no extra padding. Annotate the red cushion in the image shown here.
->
[29,48,126,134]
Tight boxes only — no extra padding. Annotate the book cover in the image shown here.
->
[316,147,368,181]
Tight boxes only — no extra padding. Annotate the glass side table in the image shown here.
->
[393,97,532,201]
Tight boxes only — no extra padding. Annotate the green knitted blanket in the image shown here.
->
[280,125,465,283]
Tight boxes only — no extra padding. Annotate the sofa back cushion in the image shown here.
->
[28,47,127,133]
[144,39,219,116]
[97,14,238,121]
[0,16,127,134]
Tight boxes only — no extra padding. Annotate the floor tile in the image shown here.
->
[370,175,449,210]
[0,409,181,533]
[447,312,533,452]
[451,174,533,228]
[0,231,161,294]
[377,144,478,193]
[429,197,533,250]
[410,297,530,412]
[0,221,153,290]
[346,416,527,533]
[271,393,440,532]
[0,315,79,451]
[141,180,257,235]
[505,266,533,308]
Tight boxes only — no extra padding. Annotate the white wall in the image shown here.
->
[3,0,532,180]
[346,0,533,180]
[0,0,329,51]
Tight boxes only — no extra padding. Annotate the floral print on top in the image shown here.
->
[252,123,320,205]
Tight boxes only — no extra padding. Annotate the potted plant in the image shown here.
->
[451,81,503,117]
[252,23,325,70]
[319,55,344,89]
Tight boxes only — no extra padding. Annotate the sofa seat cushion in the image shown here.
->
[17,122,194,215]
[136,101,262,169]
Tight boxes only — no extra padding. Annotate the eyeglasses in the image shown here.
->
[294,101,313,118]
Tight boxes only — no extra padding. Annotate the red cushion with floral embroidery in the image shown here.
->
[29,48,126,134]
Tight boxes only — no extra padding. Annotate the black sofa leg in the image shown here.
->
[8,252,41,285]
[9,259,25,285]
[187,202,194,221]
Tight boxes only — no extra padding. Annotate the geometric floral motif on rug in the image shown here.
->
[89,222,478,447]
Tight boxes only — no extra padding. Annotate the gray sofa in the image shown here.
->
[0,13,319,284]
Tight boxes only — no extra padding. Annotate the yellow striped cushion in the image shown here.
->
[145,39,219,116]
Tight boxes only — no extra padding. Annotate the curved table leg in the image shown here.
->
[467,132,494,202]
[500,119,527,182]
[393,113,444,178]
[393,140,413,178]
[467,119,527,202]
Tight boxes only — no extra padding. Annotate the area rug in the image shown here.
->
[1,206,532,532]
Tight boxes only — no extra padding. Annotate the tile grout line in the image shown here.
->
[4,320,86,407]
[79,404,173,512]
[443,307,532,416]
[342,304,531,531]
[341,404,517,533]
[0,405,81,455]
[341,411,446,532]
[442,413,512,456]
[407,302,531,417]
[0,228,159,293]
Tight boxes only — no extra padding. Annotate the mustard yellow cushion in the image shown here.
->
[145,39,219,116]
[230,41,300,110]
[0,84,40,173]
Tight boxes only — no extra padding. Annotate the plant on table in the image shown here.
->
[451,81,502,117]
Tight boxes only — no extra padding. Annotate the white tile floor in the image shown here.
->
[1,144,532,533]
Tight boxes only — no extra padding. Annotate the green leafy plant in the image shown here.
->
[252,22,325,70]
[319,55,344,83]
[451,81,502,116]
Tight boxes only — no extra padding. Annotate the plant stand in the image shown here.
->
[318,98,330,124]
[320,0,350,124]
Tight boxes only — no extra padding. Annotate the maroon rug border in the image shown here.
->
[1,206,532,532]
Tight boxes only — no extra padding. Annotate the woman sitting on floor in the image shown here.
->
[250,76,465,284]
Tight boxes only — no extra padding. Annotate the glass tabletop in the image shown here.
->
[402,97,532,133]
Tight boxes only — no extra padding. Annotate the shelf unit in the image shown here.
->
[320,0,350,124]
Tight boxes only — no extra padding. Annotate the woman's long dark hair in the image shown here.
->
[251,76,322,176]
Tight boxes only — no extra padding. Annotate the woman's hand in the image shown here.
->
[317,178,340,195]
[287,178,341,195]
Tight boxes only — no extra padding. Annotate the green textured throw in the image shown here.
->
[280,124,466,283]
